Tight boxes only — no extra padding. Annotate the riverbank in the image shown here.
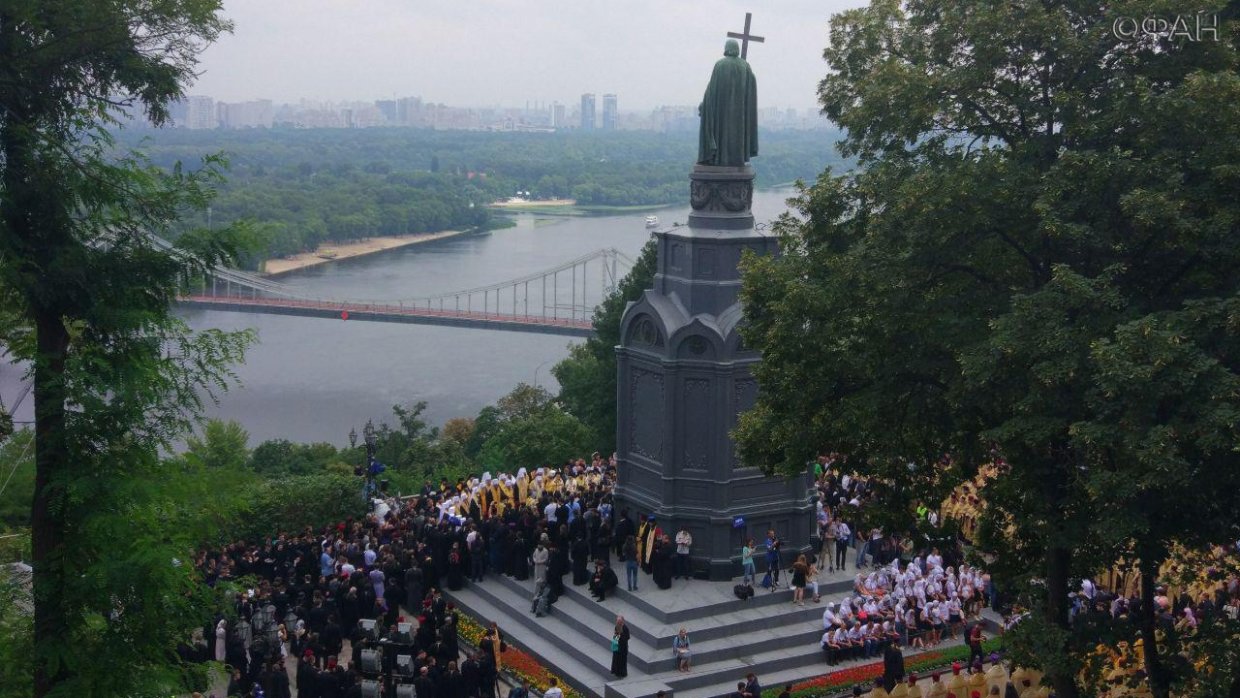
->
[489,197,576,208]
[261,230,467,277]
[494,201,672,217]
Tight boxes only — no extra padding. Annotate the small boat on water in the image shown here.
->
[645,216,659,228]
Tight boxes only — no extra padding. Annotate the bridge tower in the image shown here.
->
[613,162,815,580]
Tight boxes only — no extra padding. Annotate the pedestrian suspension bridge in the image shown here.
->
[177,248,636,337]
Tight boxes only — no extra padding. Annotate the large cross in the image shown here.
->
[726,12,765,60]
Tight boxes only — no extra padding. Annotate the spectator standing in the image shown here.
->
[623,536,639,591]
[741,538,756,584]
[835,521,851,571]
[765,530,783,590]
[610,616,631,678]
[675,528,693,579]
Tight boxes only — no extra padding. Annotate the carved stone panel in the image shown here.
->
[732,378,759,469]
[734,378,758,417]
[689,177,754,213]
[697,248,717,277]
[630,369,665,461]
[682,378,712,471]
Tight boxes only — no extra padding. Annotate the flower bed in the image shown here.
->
[456,611,585,698]
[762,639,1004,698]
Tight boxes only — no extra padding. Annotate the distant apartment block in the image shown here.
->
[145,93,826,133]
[580,93,596,130]
[602,94,617,130]
[219,99,273,128]
[184,95,217,129]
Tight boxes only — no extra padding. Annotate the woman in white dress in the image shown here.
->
[214,619,227,662]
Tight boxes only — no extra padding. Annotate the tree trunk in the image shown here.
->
[1045,544,1080,698]
[31,310,71,698]
[1138,550,1171,698]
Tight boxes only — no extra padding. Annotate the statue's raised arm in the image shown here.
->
[697,39,758,167]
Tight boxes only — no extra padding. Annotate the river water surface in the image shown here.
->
[184,188,794,445]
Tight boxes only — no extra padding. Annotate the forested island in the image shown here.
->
[117,127,845,268]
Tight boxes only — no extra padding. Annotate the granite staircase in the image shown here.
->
[446,566,997,698]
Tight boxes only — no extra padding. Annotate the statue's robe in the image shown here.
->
[697,39,758,167]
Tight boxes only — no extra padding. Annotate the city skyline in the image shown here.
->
[164,92,828,132]
[192,0,864,112]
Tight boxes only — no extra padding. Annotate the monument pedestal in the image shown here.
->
[614,164,813,581]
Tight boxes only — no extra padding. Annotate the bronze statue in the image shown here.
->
[697,39,758,167]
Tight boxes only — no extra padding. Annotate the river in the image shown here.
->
[183,188,795,445]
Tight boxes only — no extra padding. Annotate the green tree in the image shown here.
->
[247,439,342,477]
[0,429,35,530]
[736,3,1240,698]
[471,384,594,469]
[0,2,252,696]
[552,238,658,451]
[184,419,250,470]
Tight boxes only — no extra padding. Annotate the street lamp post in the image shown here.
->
[363,419,377,464]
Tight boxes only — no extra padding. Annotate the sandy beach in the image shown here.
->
[261,230,466,276]
[488,197,576,208]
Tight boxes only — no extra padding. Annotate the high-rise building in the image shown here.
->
[375,100,398,124]
[184,95,216,129]
[580,93,596,130]
[602,94,617,130]
[551,102,567,128]
[219,99,273,128]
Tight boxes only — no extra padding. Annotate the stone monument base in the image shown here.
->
[687,164,755,230]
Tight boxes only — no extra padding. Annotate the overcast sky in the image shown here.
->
[192,0,866,111]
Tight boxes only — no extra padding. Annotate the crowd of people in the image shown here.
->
[189,455,623,697]
[804,456,995,672]
[184,448,1017,698]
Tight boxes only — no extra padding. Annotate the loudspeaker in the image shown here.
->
[360,648,382,674]
[358,618,379,642]
[395,654,414,677]
[360,680,382,698]
[395,621,414,644]
[395,684,417,698]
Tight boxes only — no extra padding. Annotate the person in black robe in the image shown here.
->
[321,615,344,659]
[317,662,342,698]
[477,652,497,698]
[594,522,612,566]
[546,546,566,600]
[460,654,481,698]
[446,542,465,591]
[414,667,437,698]
[488,523,506,575]
[226,668,247,698]
[268,660,292,698]
[882,640,905,691]
[652,538,674,590]
[439,662,465,698]
[441,615,460,663]
[614,510,635,559]
[296,654,320,698]
[510,532,530,581]
[405,565,424,615]
[571,536,591,586]
[589,560,619,601]
[609,616,631,678]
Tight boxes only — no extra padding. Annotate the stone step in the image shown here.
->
[484,573,835,672]
[490,571,836,650]
[450,573,1007,698]
[501,560,857,625]
[450,576,912,698]
[445,583,622,698]
[636,635,977,698]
